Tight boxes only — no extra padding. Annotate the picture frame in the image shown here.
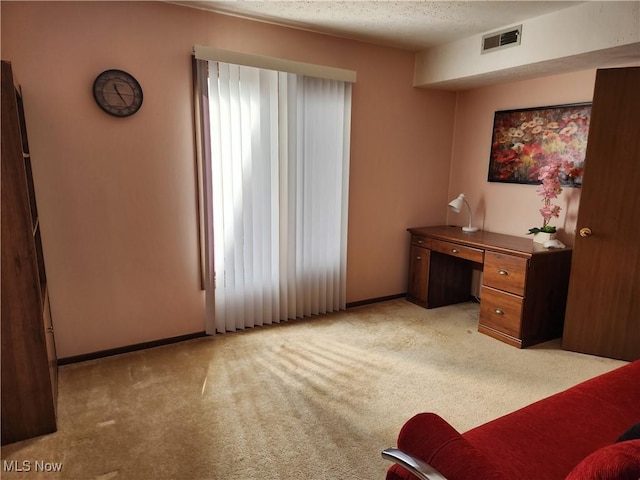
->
[487,103,591,186]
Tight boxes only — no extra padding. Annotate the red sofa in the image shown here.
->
[383,360,640,480]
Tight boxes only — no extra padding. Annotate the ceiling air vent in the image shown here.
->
[481,25,522,54]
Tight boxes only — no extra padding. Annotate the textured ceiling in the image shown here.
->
[171,1,582,51]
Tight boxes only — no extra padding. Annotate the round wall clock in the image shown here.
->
[92,69,143,117]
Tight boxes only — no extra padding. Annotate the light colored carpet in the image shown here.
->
[1,299,626,479]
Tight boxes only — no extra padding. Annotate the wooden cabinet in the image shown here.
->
[479,287,523,339]
[482,252,527,295]
[406,233,473,309]
[1,60,57,444]
[407,241,430,307]
[478,248,571,348]
[407,226,572,348]
[480,251,528,343]
[562,67,640,362]
[430,239,484,264]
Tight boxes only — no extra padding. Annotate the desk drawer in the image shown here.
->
[430,239,484,264]
[480,286,523,337]
[411,235,431,248]
[483,251,527,296]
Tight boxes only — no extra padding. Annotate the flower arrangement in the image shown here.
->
[528,158,580,235]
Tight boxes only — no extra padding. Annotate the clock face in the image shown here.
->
[93,69,143,117]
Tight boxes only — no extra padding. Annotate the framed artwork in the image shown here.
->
[487,103,591,186]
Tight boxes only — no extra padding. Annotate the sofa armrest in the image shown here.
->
[387,413,507,480]
[381,448,449,480]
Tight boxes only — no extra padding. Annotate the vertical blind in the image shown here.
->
[196,60,352,333]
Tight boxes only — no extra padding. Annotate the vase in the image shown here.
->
[532,232,556,244]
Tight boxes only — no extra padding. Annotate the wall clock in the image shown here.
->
[92,69,143,117]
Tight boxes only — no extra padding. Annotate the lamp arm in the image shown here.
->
[463,198,473,229]
[461,198,478,232]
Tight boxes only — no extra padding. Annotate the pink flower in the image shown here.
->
[534,157,571,229]
[537,179,562,198]
[540,204,561,221]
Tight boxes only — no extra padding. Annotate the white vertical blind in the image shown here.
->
[203,61,351,333]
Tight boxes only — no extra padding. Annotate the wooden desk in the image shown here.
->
[407,226,572,348]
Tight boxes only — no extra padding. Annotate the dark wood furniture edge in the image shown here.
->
[478,324,523,348]
[2,60,57,445]
[408,225,570,258]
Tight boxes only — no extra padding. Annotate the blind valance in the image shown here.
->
[193,45,357,83]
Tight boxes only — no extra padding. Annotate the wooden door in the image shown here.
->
[562,67,640,361]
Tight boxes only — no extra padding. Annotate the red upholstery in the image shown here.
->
[387,361,640,480]
[389,413,507,480]
[565,440,640,480]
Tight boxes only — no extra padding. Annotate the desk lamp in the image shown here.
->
[448,193,478,232]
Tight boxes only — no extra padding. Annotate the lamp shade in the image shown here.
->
[448,193,478,232]
[448,194,465,213]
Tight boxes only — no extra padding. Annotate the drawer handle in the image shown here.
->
[494,308,504,315]
[416,256,422,260]
[498,269,509,276]
[417,239,423,244]
[451,248,459,254]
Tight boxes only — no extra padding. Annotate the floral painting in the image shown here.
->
[487,103,591,186]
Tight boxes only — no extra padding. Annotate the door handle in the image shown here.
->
[579,227,592,238]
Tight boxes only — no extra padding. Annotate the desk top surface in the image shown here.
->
[407,225,571,257]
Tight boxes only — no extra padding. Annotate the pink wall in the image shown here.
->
[1,1,455,357]
[447,70,599,245]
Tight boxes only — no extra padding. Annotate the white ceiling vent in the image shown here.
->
[481,25,522,54]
